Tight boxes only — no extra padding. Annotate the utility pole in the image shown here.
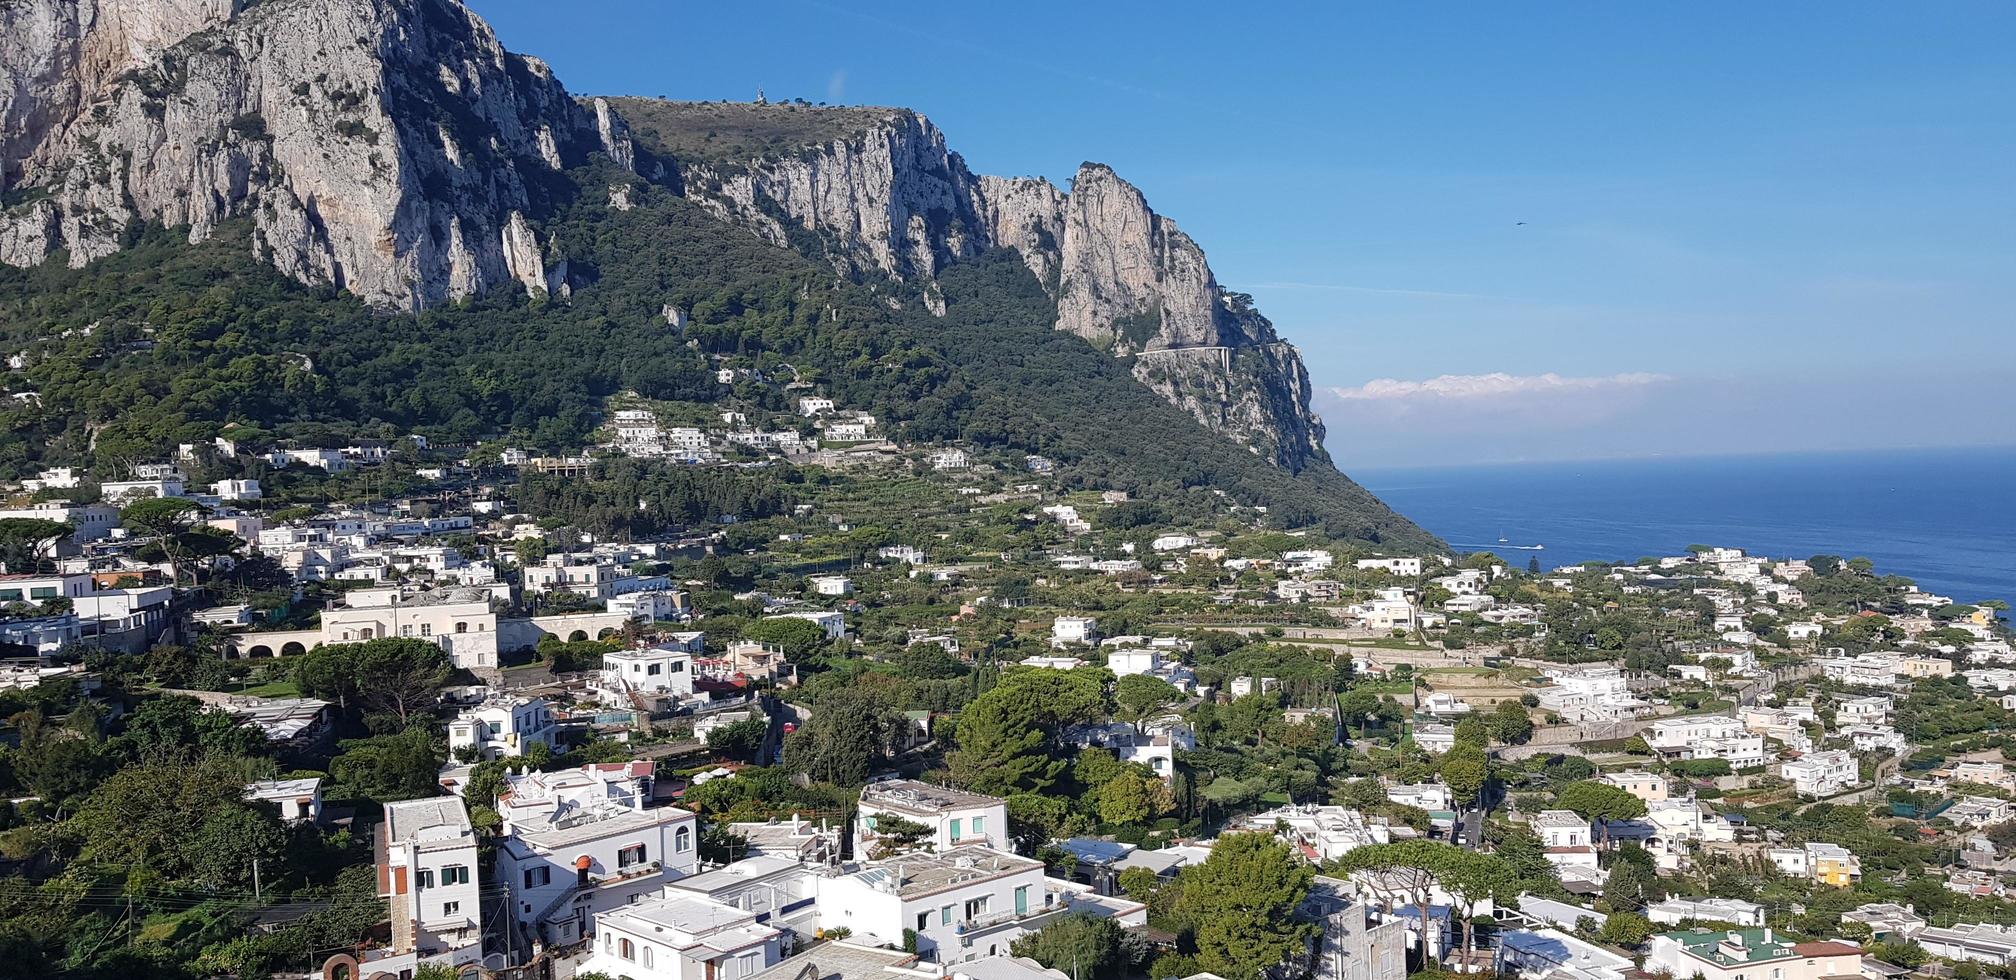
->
[252,858,263,901]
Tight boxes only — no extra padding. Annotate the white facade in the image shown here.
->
[857,780,1010,855]
[808,574,853,596]
[1919,923,2016,967]
[0,501,120,543]
[496,764,700,950]
[524,555,620,599]
[1645,897,1765,927]
[599,645,697,708]
[448,696,557,761]
[1646,715,1767,767]
[1781,749,1858,798]
[1354,557,1422,576]
[377,798,484,975]
[1051,616,1097,646]
[245,777,323,825]
[812,845,1142,965]
[581,892,782,980]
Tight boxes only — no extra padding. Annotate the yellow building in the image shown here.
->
[1898,656,1955,679]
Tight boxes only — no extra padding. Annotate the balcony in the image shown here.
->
[958,891,1071,933]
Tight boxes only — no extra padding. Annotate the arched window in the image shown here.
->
[674,826,692,853]
[643,947,654,968]
[619,938,635,960]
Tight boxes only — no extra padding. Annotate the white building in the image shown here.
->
[1230,804,1392,863]
[1355,557,1422,577]
[1918,923,2016,967]
[524,554,620,600]
[212,478,263,501]
[1064,720,1194,781]
[1781,750,1858,798]
[100,476,186,503]
[1645,897,1766,927]
[0,501,120,543]
[1946,796,2016,828]
[495,762,699,951]
[1050,616,1097,647]
[244,777,323,825]
[581,891,782,980]
[1646,715,1766,767]
[1497,927,1633,980]
[447,696,557,761]
[857,780,1010,856]
[1533,665,1652,722]
[1838,695,1894,726]
[1841,903,1926,941]
[812,845,1143,965]
[599,644,697,709]
[1531,811,1597,871]
[1350,590,1421,632]
[1414,723,1456,755]
[1817,653,1902,689]
[1385,782,1453,812]
[374,798,484,976]
[808,574,854,596]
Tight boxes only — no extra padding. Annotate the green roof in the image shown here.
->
[1663,929,1797,966]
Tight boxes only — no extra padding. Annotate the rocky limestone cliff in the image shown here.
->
[661,108,1328,469]
[0,0,1327,471]
[0,0,634,307]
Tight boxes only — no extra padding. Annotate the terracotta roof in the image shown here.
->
[1794,942,1865,957]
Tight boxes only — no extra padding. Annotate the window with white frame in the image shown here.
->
[618,844,647,868]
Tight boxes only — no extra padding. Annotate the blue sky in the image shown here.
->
[470,1,2015,466]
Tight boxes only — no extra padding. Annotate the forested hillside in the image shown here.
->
[0,160,1434,547]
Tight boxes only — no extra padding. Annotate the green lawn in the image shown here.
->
[229,679,301,698]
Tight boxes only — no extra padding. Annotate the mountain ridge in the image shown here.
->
[606,97,1330,470]
[0,0,1433,546]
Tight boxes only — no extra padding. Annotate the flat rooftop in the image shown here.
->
[859,779,1004,815]
[385,797,471,842]
[846,844,1039,900]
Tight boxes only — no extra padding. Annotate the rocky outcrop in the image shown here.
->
[670,110,1328,469]
[682,110,980,283]
[0,0,626,307]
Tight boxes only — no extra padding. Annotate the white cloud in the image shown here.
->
[1326,371,1669,401]
[826,69,848,102]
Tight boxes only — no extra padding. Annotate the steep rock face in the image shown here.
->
[682,110,979,283]
[0,0,631,307]
[669,111,1327,469]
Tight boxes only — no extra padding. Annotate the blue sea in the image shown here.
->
[1352,447,2016,605]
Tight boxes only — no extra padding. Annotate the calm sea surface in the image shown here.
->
[1352,447,2016,605]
